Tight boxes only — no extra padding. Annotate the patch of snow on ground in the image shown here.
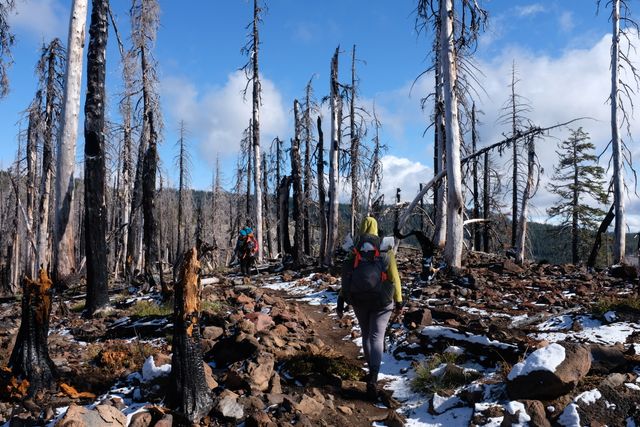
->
[557,403,580,427]
[575,389,601,405]
[444,345,465,355]
[431,394,462,414]
[141,355,171,382]
[625,383,640,391]
[421,326,517,350]
[504,401,531,426]
[507,343,565,380]
[604,311,617,322]
[537,315,574,331]
[532,320,640,345]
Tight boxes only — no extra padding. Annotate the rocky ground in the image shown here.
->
[0,248,639,426]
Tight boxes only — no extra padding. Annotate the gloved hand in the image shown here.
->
[392,302,404,321]
[337,296,345,319]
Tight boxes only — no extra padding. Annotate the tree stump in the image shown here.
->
[9,268,56,395]
[169,247,213,423]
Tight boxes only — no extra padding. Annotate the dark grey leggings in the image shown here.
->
[353,302,393,376]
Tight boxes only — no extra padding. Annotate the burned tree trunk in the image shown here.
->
[84,0,109,315]
[326,47,340,266]
[349,44,359,238]
[303,80,314,256]
[9,269,55,395]
[483,151,490,253]
[274,137,282,255]
[170,247,213,423]
[278,176,293,256]
[433,49,447,249]
[316,116,327,265]
[471,103,481,251]
[26,98,40,279]
[515,136,536,265]
[291,100,304,267]
[588,204,615,268]
[262,153,273,258]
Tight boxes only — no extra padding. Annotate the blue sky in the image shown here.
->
[0,0,638,228]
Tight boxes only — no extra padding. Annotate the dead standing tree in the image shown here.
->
[598,0,640,263]
[175,120,192,259]
[325,47,340,266]
[0,0,15,98]
[514,134,540,264]
[53,0,88,286]
[35,39,65,274]
[241,0,264,262]
[302,77,317,256]
[291,100,304,267]
[84,0,109,315]
[316,116,327,264]
[169,247,213,423]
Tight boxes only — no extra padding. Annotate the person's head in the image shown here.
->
[359,216,378,237]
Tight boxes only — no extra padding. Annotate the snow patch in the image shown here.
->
[574,389,601,405]
[558,403,580,427]
[421,326,517,350]
[431,393,462,414]
[507,343,565,380]
[141,356,171,382]
[604,311,617,322]
[625,383,640,391]
[504,401,531,426]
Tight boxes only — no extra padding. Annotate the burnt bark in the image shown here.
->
[483,151,490,253]
[170,247,213,423]
[9,269,55,395]
[278,176,293,256]
[587,204,615,268]
[83,0,109,315]
[472,103,481,251]
[316,116,327,264]
[262,153,273,258]
[291,100,304,267]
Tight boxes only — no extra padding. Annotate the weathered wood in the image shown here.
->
[54,0,87,284]
[316,116,327,264]
[170,247,213,423]
[83,0,109,315]
[587,204,615,268]
[326,47,340,266]
[9,269,55,395]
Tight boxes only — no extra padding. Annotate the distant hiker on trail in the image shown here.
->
[337,216,403,400]
[231,226,258,276]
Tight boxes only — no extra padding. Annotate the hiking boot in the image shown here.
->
[366,381,378,401]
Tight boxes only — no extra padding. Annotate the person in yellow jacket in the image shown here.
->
[337,216,402,400]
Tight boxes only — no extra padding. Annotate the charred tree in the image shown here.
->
[36,39,65,273]
[278,176,293,256]
[0,0,15,98]
[53,0,87,285]
[175,120,192,259]
[326,47,340,266]
[349,45,359,238]
[316,116,327,265]
[25,94,42,278]
[433,33,447,249]
[302,78,316,256]
[483,151,490,252]
[587,204,615,268]
[365,106,382,215]
[514,135,537,265]
[170,247,213,423]
[262,153,273,258]
[83,0,109,315]
[9,269,55,395]
[291,100,304,267]
[272,137,282,254]
[471,103,481,251]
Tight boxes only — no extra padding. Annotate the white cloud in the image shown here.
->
[559,11,575,32]
[10,0,67,42]
[161,70,288,163]
[379,155,433,204]
[515,4,546,17]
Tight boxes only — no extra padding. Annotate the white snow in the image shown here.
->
[444,345,465,355]
[532,321,640,345]
[557,403,580,427]
[624,383,640,391]
[141,356,171,382]
[604,311,617,322]
[507,343,566,380]
[431,394,462,414]
[421,326,517,350]
[574,389,601,405]
[504,401,531,426]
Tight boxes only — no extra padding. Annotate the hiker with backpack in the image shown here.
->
[239,227,258,276]
[337,216,403,400]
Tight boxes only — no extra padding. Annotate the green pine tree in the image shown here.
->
[547,128,608,264]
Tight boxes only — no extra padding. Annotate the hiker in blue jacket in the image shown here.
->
[337,216,403,400]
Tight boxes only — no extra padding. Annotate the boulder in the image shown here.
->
[247,353,275,392]
[56,404,126,427]
[589,344,627,375]
[507,342,590,400]
[402,308,432,329]
[202,325,224,341]
[296,394,323,416]
[217,390,244,420]
[153,414,173,427]
[246,312,274,332]
[128,411,153,427]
